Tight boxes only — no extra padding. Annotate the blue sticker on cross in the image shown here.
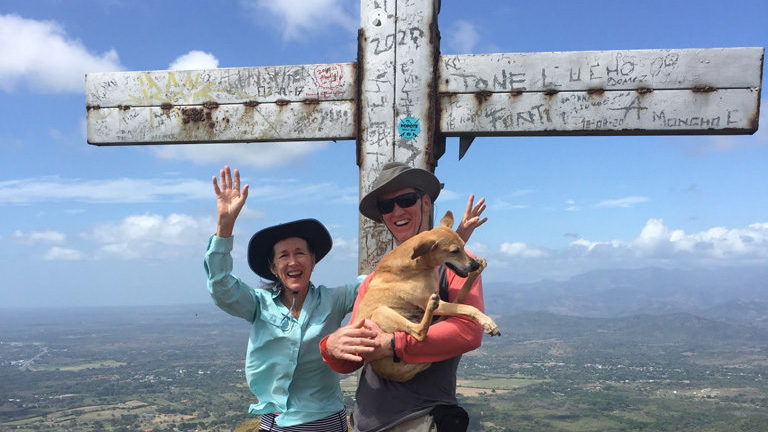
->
[398,116,420,140]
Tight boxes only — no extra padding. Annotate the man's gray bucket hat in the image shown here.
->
[359,162,442,223]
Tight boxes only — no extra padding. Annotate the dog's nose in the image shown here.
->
[469,259,480,272]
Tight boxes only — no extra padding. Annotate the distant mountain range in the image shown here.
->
[483,266,768,328]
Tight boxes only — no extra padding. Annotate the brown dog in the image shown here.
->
[357,211,500,382]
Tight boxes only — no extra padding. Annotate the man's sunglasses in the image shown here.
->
[377,192,422,215]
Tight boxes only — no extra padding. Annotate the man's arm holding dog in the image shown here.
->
[321,274,389,373]
[392,268,484,363]
[322,265,485,369]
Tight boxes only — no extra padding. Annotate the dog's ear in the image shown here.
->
[411,239,437,259]
[439,211,454,228]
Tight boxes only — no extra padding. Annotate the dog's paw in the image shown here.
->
[427,293,440,312]
[476,257,487,270]
[481,318,501,336]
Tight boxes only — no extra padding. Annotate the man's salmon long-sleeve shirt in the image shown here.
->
[319,258,485,370]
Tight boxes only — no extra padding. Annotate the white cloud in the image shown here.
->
[0,174,353,207]
[0,14,122,93]
[482,219,768,283]
[489,189,534,210]
[43,246,84,261]
[241,0,357,41]
[0,177,211,204]
[568,219,768,262]
[148,142,329,168]
[447,20,479,54]
[88,213,213,260]
[237,177,355,206]
[634,219,768,260]
[492,200,529,210]
[169,51,220,70]
[569,238,624,253]
[91,213,205,244]
[633,218,671,254]
[500,242,547,258]
[596,196,649,208]
[565,199,579,211]
[12,230,66,245]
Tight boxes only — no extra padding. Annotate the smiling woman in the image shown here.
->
[246,218,332,318]
[203,165,371,431]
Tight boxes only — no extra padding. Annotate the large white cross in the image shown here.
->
[85,0,763,274]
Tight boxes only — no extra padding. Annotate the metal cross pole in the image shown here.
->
[356,0,442,272]
[85,0,763,275]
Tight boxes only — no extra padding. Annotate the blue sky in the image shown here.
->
[0,0,766,308]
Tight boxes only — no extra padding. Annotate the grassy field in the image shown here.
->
[457,374,548,396]
[31,360,126,372]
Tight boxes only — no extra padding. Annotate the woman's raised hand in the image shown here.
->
[213,165,249,237]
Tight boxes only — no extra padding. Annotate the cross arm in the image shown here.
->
[85,63,357,145]
[439,47,763,137]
